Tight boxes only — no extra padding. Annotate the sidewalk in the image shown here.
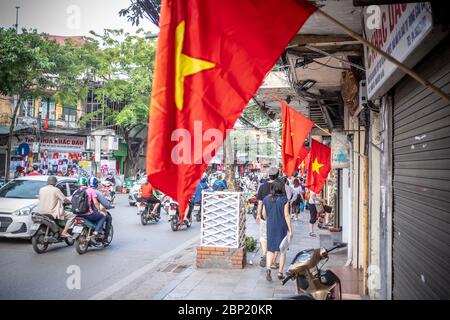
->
[155,210,360,300]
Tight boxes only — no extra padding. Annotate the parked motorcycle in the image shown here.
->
[169,200,191,231]
[72,212,113,254]
[282,242,347,300]
[137,200,160,225]
[30,211,74,254]
[101,180,115,204]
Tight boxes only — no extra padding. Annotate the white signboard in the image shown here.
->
[364,3,433,99]
[331,132,350,169]
[17,136,86,152]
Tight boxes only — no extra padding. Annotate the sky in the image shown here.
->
[0,0,159,36]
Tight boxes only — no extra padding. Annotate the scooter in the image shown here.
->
[169,200,191,231]
[101,180,115,204]
[137,200,160,225]
[282,242,347,300]
[72,212,113,254]
[30,210,75,254]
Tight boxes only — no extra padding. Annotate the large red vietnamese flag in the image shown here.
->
[146,0,317,219]
[279,99,314,176]
[306,139,331,193]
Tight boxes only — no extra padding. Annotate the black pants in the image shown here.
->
[137,196,161,214]
[187,201,201,220]
[309,203,317,224]
[103,213,112,240]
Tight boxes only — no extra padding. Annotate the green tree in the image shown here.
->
[79,29,156,175]
[0,28,89,179]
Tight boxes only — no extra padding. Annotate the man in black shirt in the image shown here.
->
[256,166,279,267]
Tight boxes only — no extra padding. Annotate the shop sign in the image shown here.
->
[16,136,86,152]
[364,2,440,99]
[331,132,350,169]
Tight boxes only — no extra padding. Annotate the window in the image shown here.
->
[63,105,77,123]
[57,183,69,196]
[0,180,47,199]
[68,182,78,196]
[20,98,35,118]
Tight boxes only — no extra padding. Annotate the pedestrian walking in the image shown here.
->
[307,189,324,237]
[262,178,293,281]
[256,166,279,268]
[291,178,303,221]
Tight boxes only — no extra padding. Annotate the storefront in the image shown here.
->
[10,135,89,177]
[365,3,449,299]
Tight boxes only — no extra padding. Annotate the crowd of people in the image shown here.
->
[37,175,115,243]
[253,166,327,282]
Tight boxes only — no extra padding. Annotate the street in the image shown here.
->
[0,194,199,300]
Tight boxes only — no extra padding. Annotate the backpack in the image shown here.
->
[71,188,90,214]
[213,180,225,191]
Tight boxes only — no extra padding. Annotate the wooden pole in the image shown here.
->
[316,9,450,103]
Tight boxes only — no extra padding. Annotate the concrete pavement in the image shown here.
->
[154,210,348,300]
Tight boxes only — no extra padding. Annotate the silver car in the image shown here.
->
[0,176,78,239]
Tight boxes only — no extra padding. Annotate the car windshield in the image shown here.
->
[0,180,47,199]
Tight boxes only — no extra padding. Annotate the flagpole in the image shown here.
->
[315,9,450,103]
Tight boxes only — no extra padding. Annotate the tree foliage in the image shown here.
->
[119,0,161,27]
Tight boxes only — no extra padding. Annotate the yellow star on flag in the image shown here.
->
[311,157,324,174]
[175,20,215,111]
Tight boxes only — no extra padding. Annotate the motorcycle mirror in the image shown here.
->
[334,242,347,249]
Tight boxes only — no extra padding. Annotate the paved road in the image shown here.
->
[0,194,199,299]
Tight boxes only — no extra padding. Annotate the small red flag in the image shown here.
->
[43,116,49,130]
[306,139,331,193]
[146,0,317,219]
[280,100,314,176]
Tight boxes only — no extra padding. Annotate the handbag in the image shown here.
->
[324,204,333,213]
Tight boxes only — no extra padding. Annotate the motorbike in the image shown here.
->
[246,192,258,219]
[169,200,191,231]
[30,210,75,254]
[282,242,347,300]
[101,180,115,204]
[193,203,202,222]
[137,200,160,225]
[72,212,113,254]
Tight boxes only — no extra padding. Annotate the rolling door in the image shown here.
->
[392,38,450,300]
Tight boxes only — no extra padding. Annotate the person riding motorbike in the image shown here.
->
[88,177,114,242]
[37,176,75,238]
[137,179,161,217]
[73,177,105,236]
[186,175,209,220]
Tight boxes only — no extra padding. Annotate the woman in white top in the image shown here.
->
[291,178,303,221]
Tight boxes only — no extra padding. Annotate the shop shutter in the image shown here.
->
[392,39,450,299]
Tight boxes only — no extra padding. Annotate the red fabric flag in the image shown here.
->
[280,100,314,176]
[306,139,331,193]
[299,151,310,176]
[146,0,316,219]
[43,116,49,130]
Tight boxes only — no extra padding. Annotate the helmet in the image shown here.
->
[89,177,98,188]
[78,177,88,186]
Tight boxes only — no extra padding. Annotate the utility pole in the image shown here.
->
[14,6,20,33]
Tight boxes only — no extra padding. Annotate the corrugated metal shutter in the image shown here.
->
[392,38,450,300]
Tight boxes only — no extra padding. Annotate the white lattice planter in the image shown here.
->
[200,191,246,249]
